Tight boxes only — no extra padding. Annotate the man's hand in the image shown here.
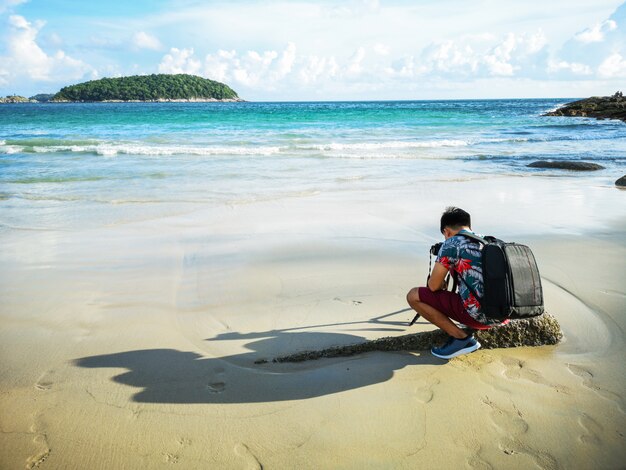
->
[427,262,449,292]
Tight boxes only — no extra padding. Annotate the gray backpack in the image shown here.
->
[460,233,544,321]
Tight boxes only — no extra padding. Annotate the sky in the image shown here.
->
[0,0,625,100]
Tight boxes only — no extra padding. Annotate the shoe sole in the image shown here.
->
[431,341,481,360]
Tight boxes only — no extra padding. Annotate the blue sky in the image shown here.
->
[1,0,625,100]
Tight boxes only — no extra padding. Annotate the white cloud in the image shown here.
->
[554,4,624,80]
[574,19,617,43]
[153,7,626,100]
[158,47,201,74]
[47,32,63,47]
[323,0,380,18]
[421,40,479,75]
[484,31,547,76]
[373,43,390,56]
[0,15,92,84]
[272,42,296,80]
[159,42,381,95]
[298,55,339,84]
[0,0,26,13]
[547,60,592,75]
[598,52,626,77]
[346,47,365,75]
[132,31,161,51]
[156,29,556,97]
[414,31,548,79]
[8,13,28,27]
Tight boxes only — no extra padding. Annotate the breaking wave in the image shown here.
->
[0,139,281,157]
[295,137,529,151]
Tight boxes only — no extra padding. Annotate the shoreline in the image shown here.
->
[0,98,246,104]
[0,96,582,104]
[53,97,246,103]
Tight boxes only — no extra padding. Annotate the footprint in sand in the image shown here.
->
[162,436,192,464]
[163,452,179,464]
[483,396,559,469]
[482,396,528,435]
[414,378,440,404]
[333,297,362,306]
[207,367,226,394]
[235,443,263,470]
[464,441,494,470]
[34,369,57,391]
[500,357,570,394]
[578,413,603,446]
[567,363,625,413]
[26,434,51,469]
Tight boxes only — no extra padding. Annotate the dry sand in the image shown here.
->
[0,176,624,469]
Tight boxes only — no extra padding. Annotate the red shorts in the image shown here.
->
[417,287,497,330]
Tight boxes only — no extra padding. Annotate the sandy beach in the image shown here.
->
[3,0,626,465]
[1,173,624,469]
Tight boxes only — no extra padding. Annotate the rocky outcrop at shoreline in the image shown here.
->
[544,91,626,122]
[259,313,563,363]
[528,160,605,171]
[0,95,37,103]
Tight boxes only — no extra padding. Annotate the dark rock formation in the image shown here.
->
[616,175,626,187]
[261,313,562,363]
[528,160,605,171]
[544,91,626,122]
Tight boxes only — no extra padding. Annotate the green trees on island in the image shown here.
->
[53,74,240,102]
[29,94,55,102]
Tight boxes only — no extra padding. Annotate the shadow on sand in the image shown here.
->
[74,308,443,404]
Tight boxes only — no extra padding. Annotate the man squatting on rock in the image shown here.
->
[406,207,507,359]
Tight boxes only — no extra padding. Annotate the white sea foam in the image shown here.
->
[0,144,23,154]
[298,137,528,152]
[28,143,282,157]
[303,139,468,151]
[0,136,531,158]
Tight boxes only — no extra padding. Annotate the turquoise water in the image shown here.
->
[1,100,625,230]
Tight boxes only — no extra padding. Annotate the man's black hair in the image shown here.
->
[440,207,471,233]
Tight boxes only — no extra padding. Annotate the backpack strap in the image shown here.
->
[458,231,488,245]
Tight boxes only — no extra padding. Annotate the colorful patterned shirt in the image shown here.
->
[436,229,500,326]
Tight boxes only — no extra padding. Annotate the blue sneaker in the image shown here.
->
[431,335,481,359]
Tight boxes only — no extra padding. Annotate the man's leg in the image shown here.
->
[406,287,468,339]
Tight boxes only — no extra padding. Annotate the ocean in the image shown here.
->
[1,99,624,231]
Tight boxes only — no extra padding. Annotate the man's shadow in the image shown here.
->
[74,308,442,404]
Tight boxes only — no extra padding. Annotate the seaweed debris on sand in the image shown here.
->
[261,313,562,363]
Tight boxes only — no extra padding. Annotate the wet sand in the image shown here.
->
[0,175,625,468]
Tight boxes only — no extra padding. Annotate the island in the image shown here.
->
[0,95,37,103]
[30,93,55,102]
[544,91,626,122]
[52,74,242,102]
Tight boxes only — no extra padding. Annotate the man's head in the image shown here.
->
[440,207,471,239]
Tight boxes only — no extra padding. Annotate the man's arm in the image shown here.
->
[427,262,449,292]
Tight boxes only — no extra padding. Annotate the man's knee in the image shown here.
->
[406,287,421,306]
